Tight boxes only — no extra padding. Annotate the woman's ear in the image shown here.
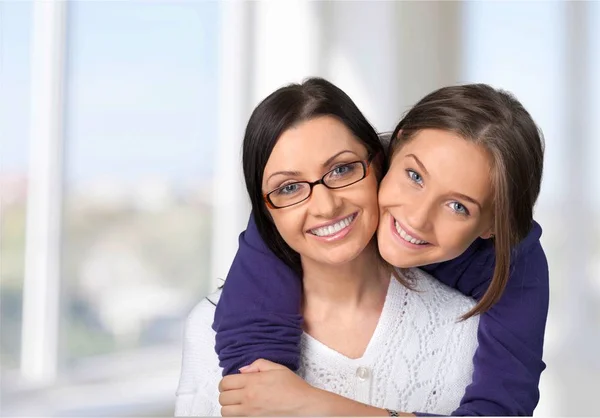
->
[389,129,407,158]
[479,216,495,240]
[479,229,494,240]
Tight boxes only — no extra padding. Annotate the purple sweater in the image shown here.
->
[212,216,549,416]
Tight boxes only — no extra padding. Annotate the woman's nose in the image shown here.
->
[308,184,341,219]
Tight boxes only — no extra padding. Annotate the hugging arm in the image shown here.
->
[421,222,549,415]
[214,216,549,415]
[213,214,303,375]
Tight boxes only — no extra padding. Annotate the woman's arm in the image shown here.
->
[213,215,549,415]
[421,221,549,416]
[212,213,303,375]
[219,359,411,417]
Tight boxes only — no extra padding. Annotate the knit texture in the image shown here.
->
[175,268,478,416]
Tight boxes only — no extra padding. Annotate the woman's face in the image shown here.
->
[377,128,495,268]
[262,116,380,267]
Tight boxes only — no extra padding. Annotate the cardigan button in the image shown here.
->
[356,366,370,381]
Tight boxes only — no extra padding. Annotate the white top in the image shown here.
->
[175,268,479,416]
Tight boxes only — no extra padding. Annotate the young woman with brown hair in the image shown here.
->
[177,79,548,416]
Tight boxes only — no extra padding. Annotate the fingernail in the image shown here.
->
[239,365,250,372]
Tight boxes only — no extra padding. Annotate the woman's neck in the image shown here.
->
[300,240,392,359]
[301,240,390,309]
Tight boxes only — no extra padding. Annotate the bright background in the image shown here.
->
[1,1,598,416]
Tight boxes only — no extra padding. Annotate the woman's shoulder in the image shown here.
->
[180,288,223,385]
[185,289,222,332]
[176,289,223,416]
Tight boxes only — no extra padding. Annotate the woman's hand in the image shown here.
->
[218,359,409,417]
[218,359,318,416]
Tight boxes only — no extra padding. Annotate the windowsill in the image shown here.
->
[2,344,182,417]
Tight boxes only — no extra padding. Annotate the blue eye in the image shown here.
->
[449,202,469,216]
[277,183,302,196]
[407,169,423,185]
[331,164,354,177]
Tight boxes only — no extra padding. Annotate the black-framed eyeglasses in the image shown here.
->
[263,160,371,209]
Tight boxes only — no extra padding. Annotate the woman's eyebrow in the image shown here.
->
[322,150,358,167]
[267,149,359,183]
[450,192,483,210]
[405,153,429,176]
[266,170,302,183]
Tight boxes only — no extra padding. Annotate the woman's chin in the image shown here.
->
[378,240,430,268]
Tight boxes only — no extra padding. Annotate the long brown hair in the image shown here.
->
[389,84,544,319]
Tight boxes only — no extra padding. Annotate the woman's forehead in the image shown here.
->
[265,117,367,172]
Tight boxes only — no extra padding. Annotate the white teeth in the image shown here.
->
[394,220,428,245]
[311,214,355,237]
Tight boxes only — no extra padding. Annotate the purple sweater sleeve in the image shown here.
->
[420,222,549,416]
[213,216,549,416]
[212,215,303,374]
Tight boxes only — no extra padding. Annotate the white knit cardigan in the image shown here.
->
[175,268,479,416]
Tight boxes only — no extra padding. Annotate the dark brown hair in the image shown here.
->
[389,83,544,319]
